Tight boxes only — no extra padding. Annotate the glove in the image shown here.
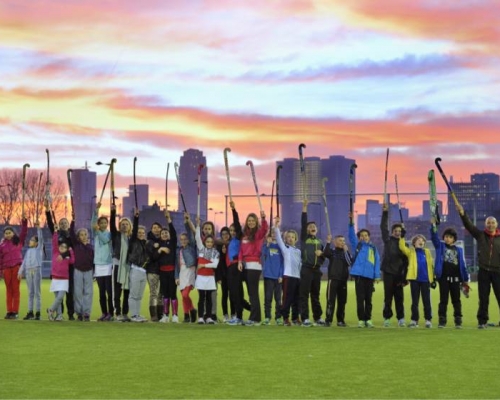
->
[430,281,437,289]
[461,283,471,298]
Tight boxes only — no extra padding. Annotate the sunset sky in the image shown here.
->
[1,0,499,222]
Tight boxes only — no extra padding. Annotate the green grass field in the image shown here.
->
[1,280,500,399]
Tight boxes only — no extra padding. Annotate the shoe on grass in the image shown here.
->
[398,319,406,327]
[23,311,34,320]
[425,320,432,328]
[337,321,347,327]
[159,315,169,323]
[276,317,284,326]
[383,319,391,327]
[366,320,374,328]
[302,319,312,327]
[408,320,418,328]
[171,315,179,323]
[358,320,365,328]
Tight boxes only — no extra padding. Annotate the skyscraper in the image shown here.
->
[179,149,208,221]
[279,155,356,238]
[71,166,96,229]
[122,184,149,218]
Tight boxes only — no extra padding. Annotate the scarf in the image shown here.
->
[117,233,131,289]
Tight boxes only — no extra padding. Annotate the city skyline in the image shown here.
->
[1,1,499,221]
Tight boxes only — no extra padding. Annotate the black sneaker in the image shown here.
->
[11,313,19,320]
[23,311,34,320]
[337,322,347,327]
[77,314,83,322]
[324,321,332,327]
[4,312,12,319]
[68,314,75,321]
[34,312,41,320]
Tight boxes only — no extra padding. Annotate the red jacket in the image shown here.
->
[0,219,28,270]
[51,232,75,279]
[238,219,268,263]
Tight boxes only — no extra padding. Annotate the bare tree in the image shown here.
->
[0,169,66,226]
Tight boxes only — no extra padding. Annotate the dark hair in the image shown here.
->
[307,221,317,227]
[202,221,215,235]
[356,229,370,239]
[160,228,170,235]
[391,223,403,232]
[151,222,162,229]
[442,228,457,242]
[97,216,108,224]
[3,226,20,245]
[220,226,230,236]
[243,213,260,241]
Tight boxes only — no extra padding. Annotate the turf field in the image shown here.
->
[1,280,499,399]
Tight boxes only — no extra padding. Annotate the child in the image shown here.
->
[238,210,268,326]
[226,202,246,325]
[110,204,132,321]
[261,230,284,325]
[0,217,27,319]
[273,218,301,327]
[92,203,113,322]
[153,212,178,323]
[300,200,325,327]
[380,202,408,327]
[127,209,149,322]
[431,220,469,328]
[175,213,198,323]
[69,217,94,322]
[46,202,75,320]
[323,234,352,327]
[399,234,435,328]
[18,221,43,320]
[47,227,75,321]
[145,219,164,322]
[217,227,233,322]
[348,219,381,328]
[195,217,219,324]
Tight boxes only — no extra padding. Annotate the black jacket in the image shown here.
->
[323,243,352,281]
[127,215,148,268]
[148,223,177,274]
[380,210,408,277]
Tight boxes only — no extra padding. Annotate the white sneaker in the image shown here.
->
[171,315,179,323]
[425,320,432,329]
[159,315,169,323]
[197,318,205,324]
[223,314,230,323]
[206,317,216,324]
[398,319,406,327]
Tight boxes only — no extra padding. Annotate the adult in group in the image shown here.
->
[457,202,500,328]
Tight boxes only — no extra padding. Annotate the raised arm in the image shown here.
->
[380,204,390,243]
[301,200,308,242]
[398,237,411,257]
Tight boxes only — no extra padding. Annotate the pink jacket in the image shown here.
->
[238,218,268,263]
[51,232,75,279]
[0,219,28,270]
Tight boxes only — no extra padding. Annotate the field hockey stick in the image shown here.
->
[133,157,138,209]
[22,163,30,218]
[349,163,357,224]
[197,164,204,220]
[383,148,389,204]
[321,177,331,237]
[174,162,187,213]
[223,148,233,203]
[394,173,403,223]
[246,160,263,214]
[165,162,169,210]
[298,143,307,201]
[435,157,460,208]
[276,165,282,218]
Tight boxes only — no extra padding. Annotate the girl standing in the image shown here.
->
[127,209,149,322]
[92,203,113,321]
[47,226,75,321]
[0,218,27,319]
[238,210,268,325]
[18,221,44,320]
[194,217,219,324]
[176,213,197,323]
[69,216,94,322]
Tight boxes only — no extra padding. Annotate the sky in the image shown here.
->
[1,0,499,222]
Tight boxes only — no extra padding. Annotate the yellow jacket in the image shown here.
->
[398,238,434,282]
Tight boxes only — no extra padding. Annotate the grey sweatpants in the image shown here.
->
[73,269,94,316]
[25,267,42,312]
[50,291,66,315]
[129,266,147,317]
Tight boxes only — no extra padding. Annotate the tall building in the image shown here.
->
[71,166,96,230]
[279,155,356,238]
[448,173,500,226]
[179,149,208,221]
[122,184,149,219]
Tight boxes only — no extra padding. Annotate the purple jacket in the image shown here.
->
[0,219,28,270]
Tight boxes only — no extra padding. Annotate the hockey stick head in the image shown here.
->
[350,163,357,173]
[321,177,328,191]
[246,160,253,168]
[223,147,231,156]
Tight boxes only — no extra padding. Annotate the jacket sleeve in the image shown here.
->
[205,251,220,269]
[169,222,177,253]
[398,237,411,257]
[274,227,287,254]
[374,248,381,279]
[19,219,28,246]
[69,220,77,246]
[52,232,59,258]
[430,225,441,250]
[460,212,482,240]
[110,208,117,235]
[261,243,269,267]
[174,249,180,280]
[348,224,358,249]
[380,210,389,243]
[232,208,242,240]
[301,212,308,242]
[68,248,76,264]
[46,210,55,234]
[195,226,204,251]
[255,218,269,241]
[323,242,333,258]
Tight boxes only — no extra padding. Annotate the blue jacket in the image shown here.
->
[430,226,469,282]
[175,222,197,280]
[91,210,112,265]
[348,224,381,280]
[261,242,284,279]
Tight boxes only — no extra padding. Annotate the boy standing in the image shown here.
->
[431,221,469,328]
[261,231,284,325]
[323,234,352,327]
[380,203,408,327]
[300,200,326,327]
[348,221,381,328]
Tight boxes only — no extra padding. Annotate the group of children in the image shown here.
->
[0,198,471,329]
